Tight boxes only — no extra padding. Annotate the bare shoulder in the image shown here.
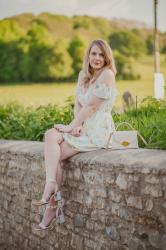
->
[100,68,115,81]
[98,68,115,86]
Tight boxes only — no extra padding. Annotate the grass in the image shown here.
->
[0,82,75,107]
[0,55,165,109]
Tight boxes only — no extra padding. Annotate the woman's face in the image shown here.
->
[89,45,105,71]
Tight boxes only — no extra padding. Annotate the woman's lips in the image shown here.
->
[94,62,101,66]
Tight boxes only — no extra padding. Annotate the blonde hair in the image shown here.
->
[82,39,117,87]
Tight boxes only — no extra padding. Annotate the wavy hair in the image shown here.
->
[82,39,117,87]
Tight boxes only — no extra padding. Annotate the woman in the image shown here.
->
[34,39,119,230]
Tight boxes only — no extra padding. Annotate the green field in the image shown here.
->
[0,55,165,110]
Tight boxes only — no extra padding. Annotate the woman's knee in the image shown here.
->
[44,128,63,144]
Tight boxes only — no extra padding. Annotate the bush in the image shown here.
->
[0,98,74,141]
[113,97,166,149]
[0,97,166,150]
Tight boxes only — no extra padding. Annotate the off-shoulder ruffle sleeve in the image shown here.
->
[92,69,119,99]
[93,81,119,99]
[93,82,111,99]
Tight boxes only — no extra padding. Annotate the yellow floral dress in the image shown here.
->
[63,77,119,151]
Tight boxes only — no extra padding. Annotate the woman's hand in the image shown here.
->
[70,126,83,137]
[54,124,73,133]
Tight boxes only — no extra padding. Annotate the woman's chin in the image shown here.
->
[92,66,103,71]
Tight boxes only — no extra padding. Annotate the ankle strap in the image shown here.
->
[54,191,62,201]
[46,199,64,209]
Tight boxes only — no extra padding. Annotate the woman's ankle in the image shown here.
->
[42,182,56,200]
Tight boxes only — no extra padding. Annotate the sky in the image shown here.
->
[0,0,166,32]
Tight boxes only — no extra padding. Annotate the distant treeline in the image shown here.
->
[0,13,166,83]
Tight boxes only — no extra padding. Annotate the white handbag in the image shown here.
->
[106,122,147,150]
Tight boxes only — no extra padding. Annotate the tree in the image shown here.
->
[73,16,91,29]
[26,22,73,81]
[48,39,73,80]
[146,34,154,55]
[160,32,166,54]
[109,30,146,58]
[114,50,140,80]
[0,21,73,83]
[0,19,24,42]
[0,41,23,82]
[68,36,87,77]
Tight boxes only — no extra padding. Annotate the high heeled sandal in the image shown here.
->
[34,198,65,231]
[32,178,59,206]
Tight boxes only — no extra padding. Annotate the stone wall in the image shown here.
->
[0,139,166,250]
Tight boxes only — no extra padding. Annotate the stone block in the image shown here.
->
[125,195,143,210]
[71,233,83,250]
[108,189,122,203]
[73,167,82,180]
[105,172,116,185]
[83,170,105,185]
[127,181,139,193]
[115,174,127,190]
[128,174,140,182]
[145,199,153,211]
[145,175,160,184]
[149,231,166,250]
[142,184,163,197]
[91,209,107,224]
[84,238,98,249]
[89,186,107,198]
[111,203,133,221]
[106,224,121,241]
[74,214,85,227]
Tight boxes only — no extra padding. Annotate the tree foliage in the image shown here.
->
[0,13,166,83]
[146,34,154,55]
[109,30,146,58]
[68,36,87,77]
[0,21,73,82]
[114,50,140,80]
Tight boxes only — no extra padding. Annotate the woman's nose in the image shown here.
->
[95,54,100,60]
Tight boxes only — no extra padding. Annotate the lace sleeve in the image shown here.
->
[93,82,113,99]
[93,69,119,99]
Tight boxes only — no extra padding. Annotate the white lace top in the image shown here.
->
[63,71,119,151]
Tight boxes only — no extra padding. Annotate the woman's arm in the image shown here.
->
[74,98,82,118]
[55,95,104,132]
[70,96,104,128]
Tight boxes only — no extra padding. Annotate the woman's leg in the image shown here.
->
[56,141,81,189]
[56,162,63,190]
[38,140,80,227]
[41,128,64,201]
